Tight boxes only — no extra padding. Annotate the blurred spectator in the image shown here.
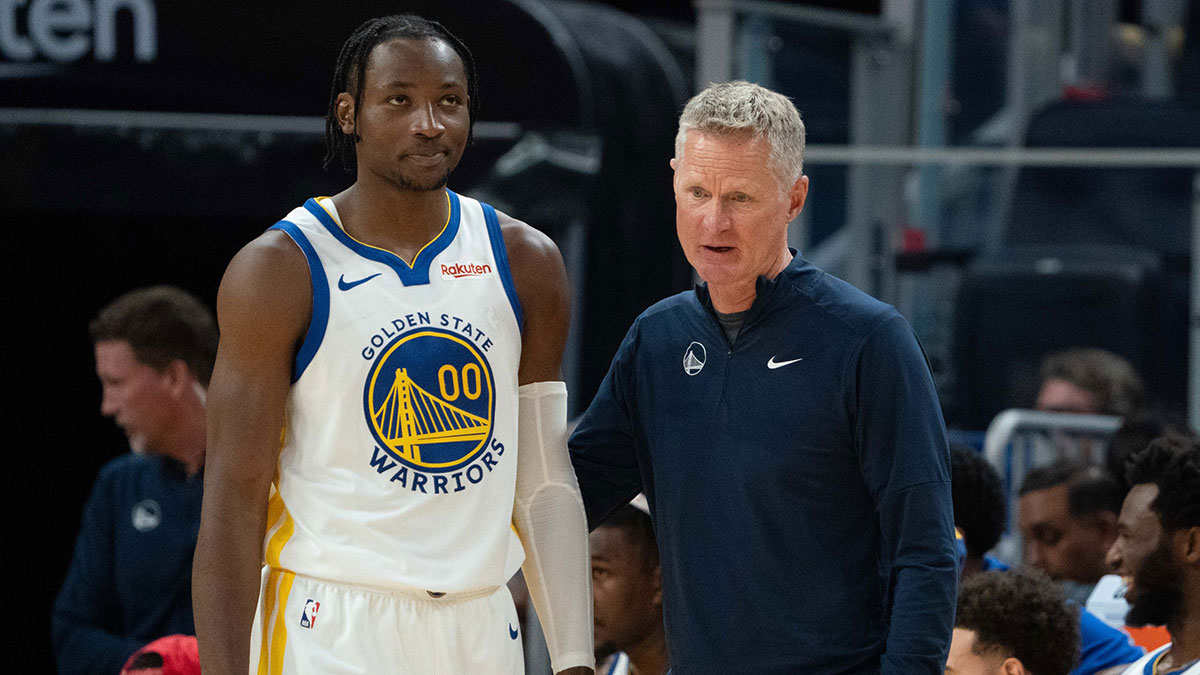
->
[119,635,200,675]
[1037,349,1146,417]
[1105,410,1196,492]
[591,497,667,675]
[1107,436,1200,674]
[949,569,1081,675]
[951,443,1009,579]
[53,287,215,675]
[952,446,1143,674]
[1019,460,1125,602]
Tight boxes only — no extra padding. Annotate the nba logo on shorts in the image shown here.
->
[300,599,320,628]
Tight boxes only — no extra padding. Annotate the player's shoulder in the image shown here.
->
[220,229,310,305]
[491,208,561,271]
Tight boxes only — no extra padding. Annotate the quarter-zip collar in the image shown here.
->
[694,249,809,333]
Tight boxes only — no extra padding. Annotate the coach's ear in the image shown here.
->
[336,92,356,136]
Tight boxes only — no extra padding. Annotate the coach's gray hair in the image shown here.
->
[674,80,806,186]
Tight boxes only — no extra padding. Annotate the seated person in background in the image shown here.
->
[951,443,1009,578]
[1104,410,1195,493]
[951,446,1143,674]
[1019,460,1125,604]
[1107,436,1200,675]
[592,496,667,675]
[948,569,1080,675]
[1036,348,1145,417]
[52,287,216,675]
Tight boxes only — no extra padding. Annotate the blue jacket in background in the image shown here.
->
[570,256,958,674]
[52,454,202,675]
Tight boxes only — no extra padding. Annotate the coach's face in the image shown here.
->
[338,37,470,192]
[671,131,807,312]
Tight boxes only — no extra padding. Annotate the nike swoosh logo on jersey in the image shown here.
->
[337,273,381,291]
[767,355,803,369]
[509,623,519,639]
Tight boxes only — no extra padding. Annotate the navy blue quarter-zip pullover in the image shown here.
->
[571,255,958,674]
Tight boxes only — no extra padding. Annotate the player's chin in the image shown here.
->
[392,170,452,193]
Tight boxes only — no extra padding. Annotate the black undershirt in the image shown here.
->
[713,308,747,345]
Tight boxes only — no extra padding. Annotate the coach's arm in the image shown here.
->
[193,231,310,675]
[853,316,959,674]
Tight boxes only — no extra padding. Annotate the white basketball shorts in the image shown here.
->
[250,567,525,675]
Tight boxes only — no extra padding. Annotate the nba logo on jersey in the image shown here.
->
[364,327,495,473]
[300,599,320,628]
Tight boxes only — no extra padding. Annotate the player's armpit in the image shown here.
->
[499,213,570,385]
[193,230,311,675]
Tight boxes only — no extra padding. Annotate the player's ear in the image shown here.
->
[336,92,356,135]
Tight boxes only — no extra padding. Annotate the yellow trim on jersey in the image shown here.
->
[269,570,296,675]
[314,192,452,268]
[257,568,280,675]
[265,491,295,569]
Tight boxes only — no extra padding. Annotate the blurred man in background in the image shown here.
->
[1036,348,1146,417]
[53,286,215,675]
[1019,460,1125,604]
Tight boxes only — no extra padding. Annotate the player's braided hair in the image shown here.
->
[1126,435,1200,532]
[956,570,1080,675]
[323,14,478,171]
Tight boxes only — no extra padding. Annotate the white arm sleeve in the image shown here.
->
[514,381,595,673]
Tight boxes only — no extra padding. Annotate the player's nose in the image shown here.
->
[411,102,445,137]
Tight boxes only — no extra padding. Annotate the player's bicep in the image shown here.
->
[502,216,570,385]
[206,232,310,490]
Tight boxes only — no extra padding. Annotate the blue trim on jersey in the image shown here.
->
[481,202,525,332]
[270,220,330,382]
[301,190,461,287]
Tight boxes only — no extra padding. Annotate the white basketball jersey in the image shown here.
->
[263,190,525,592]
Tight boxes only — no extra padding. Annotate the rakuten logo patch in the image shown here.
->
[441,261,493,279]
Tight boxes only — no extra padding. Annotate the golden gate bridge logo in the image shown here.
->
[364,329,495,471]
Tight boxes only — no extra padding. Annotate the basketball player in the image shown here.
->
[192,15,592,675]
